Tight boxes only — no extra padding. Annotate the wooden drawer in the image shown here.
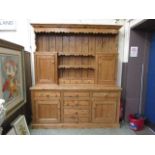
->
[34,91,60,99]
[93,92,118,98]
[64,109,90,123]
[64,91,89,97]
[64,117,78,123]
[64,100,89,109]
[78,117,89,122]
[64,109,89,116]
[64,116,89,123]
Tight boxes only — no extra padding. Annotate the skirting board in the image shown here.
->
[31,123,120,129]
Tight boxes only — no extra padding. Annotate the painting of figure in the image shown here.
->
[0,42,25,116]
[1,56,20,102]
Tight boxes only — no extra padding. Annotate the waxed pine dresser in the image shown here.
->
[30,24,121,128]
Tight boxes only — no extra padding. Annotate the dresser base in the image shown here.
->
[31,123,120,129]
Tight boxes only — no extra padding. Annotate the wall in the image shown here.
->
[0,19,31,52]
[125,30,151,120]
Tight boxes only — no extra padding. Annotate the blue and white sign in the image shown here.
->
[0,20,16,31]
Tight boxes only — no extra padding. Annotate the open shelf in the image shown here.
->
[58,53,95,84]
[58,67,95,84]
[58,52,95,56]
[58,65,95,69]
[59,55,95,68]
[59,78,95,84]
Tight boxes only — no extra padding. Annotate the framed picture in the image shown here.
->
[0,127,2,135]
[6,127,17,135]
[11,115,30,135]
[0,39,26,117]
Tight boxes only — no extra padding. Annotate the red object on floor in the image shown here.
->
[129,114,144,131]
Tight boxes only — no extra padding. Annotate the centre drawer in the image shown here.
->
[63,91,89,98]
[64,100,90,109]
[64,109,89,116]
[63,109,90,123]
[34,91,60,100]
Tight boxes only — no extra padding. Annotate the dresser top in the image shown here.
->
[31,23,122,34]
[30,84,121,91]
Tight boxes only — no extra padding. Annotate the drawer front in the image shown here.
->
[64,100,89,109]
[63,109,90,123]
[64,92,89,97]
[93,92,118,98]
[34,91,60,100]
[64,117,89,123]
[64,109,89,116]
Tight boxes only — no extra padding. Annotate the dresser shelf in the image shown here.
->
[58,65,95,69]
[58,52,95,57]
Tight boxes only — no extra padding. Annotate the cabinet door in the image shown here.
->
[96,53,117,85]
[92,100,116,123]
[35,53,57,84]
[35,100,60,123]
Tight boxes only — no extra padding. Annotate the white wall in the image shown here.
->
[0,19,31,51]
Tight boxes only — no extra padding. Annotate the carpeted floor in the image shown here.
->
[30,123,155,135]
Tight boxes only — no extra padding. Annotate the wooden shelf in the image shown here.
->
[59,79,95,84]
[58,52,95,56]
[35,51,94,56]
[58,65,95,69]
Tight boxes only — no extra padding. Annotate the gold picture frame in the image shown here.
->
[0,39,26,117]
[6,127,17,135]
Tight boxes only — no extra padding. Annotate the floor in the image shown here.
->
[30,123,155,135]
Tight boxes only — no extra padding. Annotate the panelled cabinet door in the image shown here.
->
[35,53,57,84]
[92,100,117,123]
[96,53,117,85]
[35,100,60,123]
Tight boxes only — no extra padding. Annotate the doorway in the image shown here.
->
[122,20,155,128]
[145,33,155,124]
